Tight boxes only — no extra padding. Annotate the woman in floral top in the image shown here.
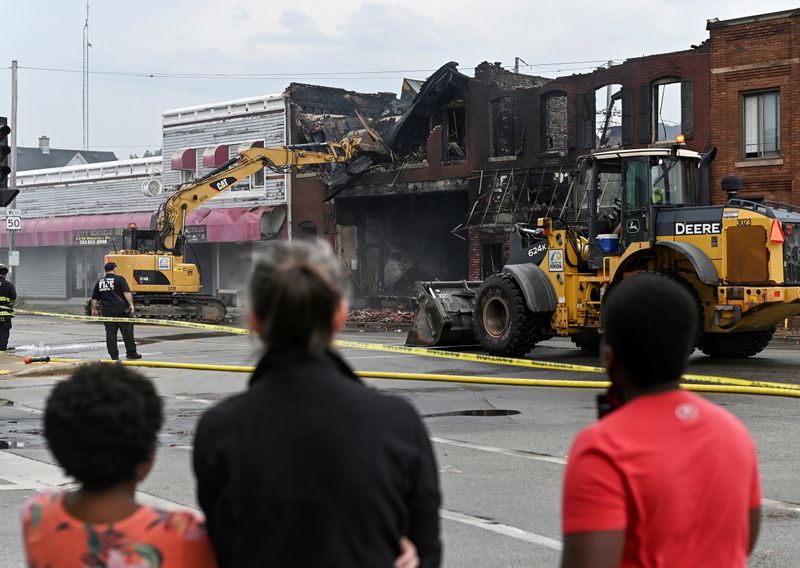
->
[22,363,215,567]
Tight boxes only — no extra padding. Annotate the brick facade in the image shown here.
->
[707,11,800,203]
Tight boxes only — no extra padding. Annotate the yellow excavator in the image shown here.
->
[101,124,390,321]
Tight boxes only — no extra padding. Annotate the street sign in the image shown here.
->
[8,250,19,266]
[6,209,20,217]
[6,215,21,231]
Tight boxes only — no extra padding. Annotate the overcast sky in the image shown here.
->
[3,0,798,158]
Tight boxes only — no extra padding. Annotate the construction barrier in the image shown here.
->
[14,310,800,394]
[35,357,800,399]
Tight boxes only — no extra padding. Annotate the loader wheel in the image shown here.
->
[473,273,542,357]
[571,332,600,353]
[698,327,776,358]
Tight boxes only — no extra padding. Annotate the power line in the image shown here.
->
[13,59,623,80]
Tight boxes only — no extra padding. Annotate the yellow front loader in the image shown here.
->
[410,145,800,358]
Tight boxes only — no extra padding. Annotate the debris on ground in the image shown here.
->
[347,308,415,324]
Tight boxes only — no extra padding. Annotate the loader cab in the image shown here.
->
[576,148,704,268]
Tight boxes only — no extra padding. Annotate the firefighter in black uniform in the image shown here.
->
[90,262,142,360]
[0,263,16,351]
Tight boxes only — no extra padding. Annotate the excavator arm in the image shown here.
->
[156,127,389,253]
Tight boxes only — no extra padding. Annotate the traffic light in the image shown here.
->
[0,118,17,207]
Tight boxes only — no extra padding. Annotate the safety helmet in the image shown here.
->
[0,263,7,276]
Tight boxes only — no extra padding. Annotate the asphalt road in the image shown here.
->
[1,315,799,567]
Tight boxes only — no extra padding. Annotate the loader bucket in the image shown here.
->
[406,280,483,347]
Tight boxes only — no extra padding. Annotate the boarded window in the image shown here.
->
[542,93,567,152]
[444,107,467,161]
[491,97,516,157]
[742,90,780,158]
[595,84,622,148]
[298,221,317,239]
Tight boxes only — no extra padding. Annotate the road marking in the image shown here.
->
[762,498,800,513]
[432,437,567,465]
[0,451,194,510]
[441,509,562,551]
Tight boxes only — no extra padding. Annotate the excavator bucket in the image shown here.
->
[406,280,482,347]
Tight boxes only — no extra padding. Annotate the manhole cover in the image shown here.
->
[423,409,520,418]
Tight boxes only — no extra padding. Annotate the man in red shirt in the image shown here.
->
[561,273,761,568]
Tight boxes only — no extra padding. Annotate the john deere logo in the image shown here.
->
[626,219,640,233]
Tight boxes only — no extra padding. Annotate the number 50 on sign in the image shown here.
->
[6,216,21,231]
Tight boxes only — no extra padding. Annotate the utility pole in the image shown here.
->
[9,59,18,279]
[605,60,613,112]
[82,0,90,150]
[514,57,528,74]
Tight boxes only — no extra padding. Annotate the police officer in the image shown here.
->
[90,262,141,360]
[0,263,16,351]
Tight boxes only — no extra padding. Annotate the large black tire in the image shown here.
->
[473,273,543,357]
[698,327,776,358]
[571,332,600,353]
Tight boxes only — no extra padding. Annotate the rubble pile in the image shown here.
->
[347,308,415,324]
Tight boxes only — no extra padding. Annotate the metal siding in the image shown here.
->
[14,174,162,219]
[162,110,287,206]
[15,247,67,298]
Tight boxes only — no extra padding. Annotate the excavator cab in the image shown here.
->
[122,225,159,254]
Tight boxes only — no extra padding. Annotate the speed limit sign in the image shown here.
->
[6,216,21,231]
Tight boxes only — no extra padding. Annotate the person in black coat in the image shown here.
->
[193,239,441,568]
[0,263,16,351]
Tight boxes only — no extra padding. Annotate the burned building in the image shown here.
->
[311,62,568,302]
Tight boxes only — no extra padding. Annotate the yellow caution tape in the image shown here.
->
[39,357,800,398]
[336,339,800,393]
[17,309,249,335]
[17,310,800,393]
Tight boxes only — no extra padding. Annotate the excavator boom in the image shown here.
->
[103,124,391,322]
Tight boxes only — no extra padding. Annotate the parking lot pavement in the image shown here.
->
[1,316,799,566]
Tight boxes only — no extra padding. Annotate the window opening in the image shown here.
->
[652,79,682,142]
[444,107,467,161]
[595,84,622,147]
[743,91,780,158]
[542,93,567,152]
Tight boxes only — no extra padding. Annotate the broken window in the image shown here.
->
[652,78,682,142]
[542,92,567,152]
[595,84,622,148]
[491,97,516,157]
[443,106,467,161]
[481,242,505,278]
[742,90,780,158]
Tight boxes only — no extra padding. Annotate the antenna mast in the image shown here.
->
[82,0,90,150]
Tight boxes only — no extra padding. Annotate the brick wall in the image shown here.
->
[708,13,799,203]
[468,226,511,280]
[291,174,334,244]
[475,62,549,89]
[546,48,711,161]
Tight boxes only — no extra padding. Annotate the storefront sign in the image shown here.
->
[184,224,207,243]
[73,228,124,246]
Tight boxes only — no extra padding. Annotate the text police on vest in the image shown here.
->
[674,222,721,235]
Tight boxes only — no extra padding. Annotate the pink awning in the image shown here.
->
[185,206,279,242]
[202,144,230,168]
[171,148,197,171]
[0,212,153,247]
[0,207,286,247]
